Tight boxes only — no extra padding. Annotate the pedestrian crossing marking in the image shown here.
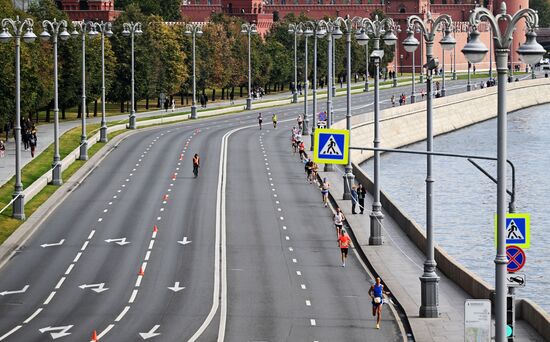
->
[494,213,530,249]
[506,220,524,240]
[313,129,349,165]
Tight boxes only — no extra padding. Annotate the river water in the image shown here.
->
[362,103,550,312]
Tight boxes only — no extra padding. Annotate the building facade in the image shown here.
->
[56,0,121,22]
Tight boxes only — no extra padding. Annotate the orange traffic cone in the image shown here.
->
[153,225,158,233]
[91,330,98,341]
[138,267,144,276]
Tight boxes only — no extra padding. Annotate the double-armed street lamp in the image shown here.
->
[122,22,143,129]
[356,15,397,244]
[241,23,257,111]
[461,4,545,340]
[440,26,455,97]
[0,16,37,220]
[406,12,455,318]
[40,19,70,186]
[71,21,99,160]
[184,23,203,120]
[403,29,417,103]
[288,22,303,104]
[300,23,313,136]
[303,20,328,151]
[323,19,337,172]
[93,22,114,142]
[333,15,363,200]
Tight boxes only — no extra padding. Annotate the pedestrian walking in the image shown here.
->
[338,228,351,267]
[230,90,235,105]
[192,153,200,178]
[369,277,391,329]
[390,95,395,107]
[272,113,278,129]
[357,184,366,214]
[351,185,358,214]
[333,207,345,236]
[29,128,37,158]
[171,99,176,112]
[0,139,5,158]
[321,178,330,207]
[164,98,170,112]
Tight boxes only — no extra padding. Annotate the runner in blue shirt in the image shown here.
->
[369,277,391,329]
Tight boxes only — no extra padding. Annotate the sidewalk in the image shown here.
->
[317,166,544,341]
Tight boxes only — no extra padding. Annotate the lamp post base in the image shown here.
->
[99,125,108,143]
[441,88,446,97]
[52,161,63,186]
[342,172,355,200]
[369,211,384,245]
[467,84,472,91]
[128,115,136,130]
[79,140,88,161]
[332,86,336,97]
[452,72,457,80]
[191,105,197,119]
[324,164,334,172]
[419,273,440,318]
[420,74,424,83]
[12,193,25,220]
[393,78,397,87]
[246,98,252,110]
[310,134,314,152]
[411,94,416,103]
[364,81,369,92]
[292,92,298,103]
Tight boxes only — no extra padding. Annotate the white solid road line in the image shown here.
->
[23,308,43,323]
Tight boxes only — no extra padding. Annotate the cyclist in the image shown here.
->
[272,113,278,128]
[192,153,200,178]
[369,277,391,329]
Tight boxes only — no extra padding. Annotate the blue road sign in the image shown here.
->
[313,129,349,165]
[494,213,530,249]
[506,245,526,273]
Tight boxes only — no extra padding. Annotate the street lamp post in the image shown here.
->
[334,15,363,200]
[440,27,454,97]
[307,20,328,151]
[122,22,143,129]
[419,32,424,83]
[358,15,397,245]
[0,16,36,220]
[40,19,70,186]
[332,35,336,97]
[93,22,113,142]
[407,12,455,318]
[324,20,337,172]
[462,4,544,340]
[241,23,257,111]
[364,36,369,92]
[71,21,98,160]
[184,23,203,120]
[452,26,457,80]
[288,23,302,103]
[404,29,417,103]
[302,25,313,136]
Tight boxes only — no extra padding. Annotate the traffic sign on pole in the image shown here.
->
[506,245,526,273]
[506,273,526,288]
[313,128,349,165]
[494,213,530,248]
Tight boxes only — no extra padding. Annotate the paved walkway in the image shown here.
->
[317,165,544,341]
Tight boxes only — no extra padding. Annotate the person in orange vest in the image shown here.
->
[192,153,200,178]
[298,140,308,161]
[338,228,351,267]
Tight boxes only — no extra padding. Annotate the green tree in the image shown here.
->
[531,0,550,27]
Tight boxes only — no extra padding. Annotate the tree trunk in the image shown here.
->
[240,86,243,97]
[77,103,82,119]
[221,88,225,100]
[61,106,66,120]
[45,106,50,123]
[212,89,215,102]
[94,99,98,117]
[145,95,149,110]
[180,92,184,105]
[120,101,125,113]
[86,102,90,118]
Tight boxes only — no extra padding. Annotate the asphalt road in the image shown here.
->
[0,76,500,341]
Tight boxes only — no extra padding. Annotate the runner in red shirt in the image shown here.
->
[338,229,351,267]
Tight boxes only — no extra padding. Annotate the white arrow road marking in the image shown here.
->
[139,325,161,340]
[39,325,73,339]
[168,282,185,292]
[41,239,65,248]
[78,283,109,293]
[0,285,29,296]
[105,238,130,246]
[177,237,192,245]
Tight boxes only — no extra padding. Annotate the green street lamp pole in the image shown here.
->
[40,19,70,185]
[122,22,143,129]
[0,16,37,220]
[462,4,544,340]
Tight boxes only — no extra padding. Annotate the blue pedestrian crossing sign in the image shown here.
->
[494,213,530,249]
[313,128,349,165]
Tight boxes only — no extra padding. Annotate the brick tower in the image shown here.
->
[57,0,120,21]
